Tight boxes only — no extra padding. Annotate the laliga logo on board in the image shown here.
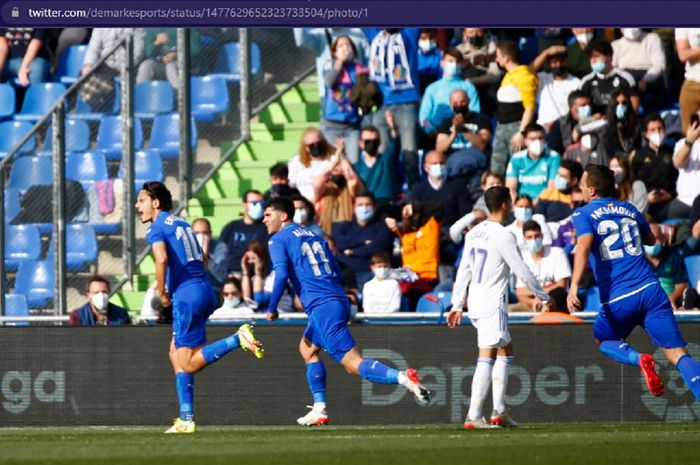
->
[641,343,700,421]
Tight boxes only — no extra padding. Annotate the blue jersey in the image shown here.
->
[146,211,208,294]
[268,223,347,312]
[571,198,656,303]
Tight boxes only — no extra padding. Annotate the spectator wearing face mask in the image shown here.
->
[530,45,581,130]
[191,217,227,289]
[506,194,553,254]
[210,277,257,319]
[535,158,584,223]
[609,155,648,215]
[547,90,595,155]
[263,162,301,205]
[218,190,268,276]
[419,48,480,140]
[239,240,294,312]
[645,223,688,310]
[290,194,325,237]
[605,88,641,156]
[69,275,131,326]
[506,124,561,201]
[417,29,443,94]
[448,171,505,245]
[332,192,393,292]
[353,113,401,205]
[362,251,402,313]
[288,128,340,202]
[456,28,501,116]
[566,28,595,79]
[675,28,700,135]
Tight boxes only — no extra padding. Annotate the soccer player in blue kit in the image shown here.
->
[567,165,700,401]
[262,197,431,426]
[136,182,264,433]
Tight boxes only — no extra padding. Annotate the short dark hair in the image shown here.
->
[568,90,590,108]
[370,251,391,264]
[522,220,542,235]
[266,196,295,219]
[559,159,583,182]
[243,189,263,203]
[86,275,110,293]
[480,169,504,185]
[355,191,376,204]
[443,47,463,63]
[515,193,533,205]
[585,164,616,198]
[522,123,545,137]
[269,162,289,179]
[223,276,242,293]
[642,112,665,132]
[484,185,512,213]
[496,39,519,63]
[290,194,315,222]
[585,38,613,57]
[361,125,381,138]
[192,218,211,231]
[141,181,173,211]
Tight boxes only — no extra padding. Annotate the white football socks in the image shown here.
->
[492,356,513,415]
[467,358,494,420]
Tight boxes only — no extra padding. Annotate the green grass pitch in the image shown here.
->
[1,423,698,465]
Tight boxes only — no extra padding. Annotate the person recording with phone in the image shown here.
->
[671,110,700,220]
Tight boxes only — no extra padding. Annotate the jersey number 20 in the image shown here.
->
[301,241,332,276]
[598,218,642,260]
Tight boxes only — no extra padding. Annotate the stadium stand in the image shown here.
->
[13,83,66,122]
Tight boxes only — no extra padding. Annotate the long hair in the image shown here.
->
[611,156,633,201]
[606,89,638,139]
[298,128,335,168]
[246,240,271,277]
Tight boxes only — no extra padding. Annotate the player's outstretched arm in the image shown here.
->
[567,233,593,312]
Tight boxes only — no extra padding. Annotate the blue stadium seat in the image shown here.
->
[54,45,88,85]
[518,36,540,66]
[15,259,54,308]
[119,149,164,191]
[0,83,16,121]
[13,83,66,122]
[212,42,262,82]
[39,118,91,155]
[66,224,98,270]
[4,187,21,223]
[8,155,52,194]
[149,113,197,159]
[134,80,175,120]
[66,151,109,189]
[416,291,453,312]
[684,256,700,291]
[4,294,30,326]
[4,224,42,271]
[190,75,229,122]
[583,286,601,311]
[0,121,36,159]
[70,96,105,121]
[95,115,144,161]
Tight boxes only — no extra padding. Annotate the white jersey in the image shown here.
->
[452,220,549,319]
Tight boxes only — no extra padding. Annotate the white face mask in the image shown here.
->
[223,297,241,308]
[91,292,109,313]
[428,163,446,179]
[648,131,665,148]
[293,208,308,225]
[528,140,544,157]
[418,39,436,53]
[623,28,642,41]
[195,233,209,248]
[581,134,594,151]
[248,202,264,221]
[575,32,593,45]
[373,267,390,280]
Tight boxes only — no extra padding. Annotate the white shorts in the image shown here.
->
[471,309,511,348]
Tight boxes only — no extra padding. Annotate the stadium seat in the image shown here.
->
[39,118,91,155]
[66,151,109,189]
[70,96,105,121]
[518,36,540,66]
[15,259,54,308]
[583,286,601,311]
[212,41,262,82]
[684,255,700,291]
[4,294,30,326]
[8,155,52,194]
[54,45,88,85]
[4,187,21,223]
[95,115,144,160]
[0,120,36,159]
[415,291,453,312]
[190,75,229,122]
[149,113,197,159]
[66,224,98,270]
[0,83,16,121]
[134,80,175,120]
[119,149,164,191]
[4,224,42,271]
[13,83,66,122]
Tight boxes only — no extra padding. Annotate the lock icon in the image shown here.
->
[11,7,19,17]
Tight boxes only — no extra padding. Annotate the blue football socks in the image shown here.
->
[175,372,194,421]
[676,354,700,401]
[599,341,640,367]
[201,333,241,365]
[306,361,327,403]
[359,359,399,385]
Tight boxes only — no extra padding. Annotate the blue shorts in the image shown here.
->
[172,280,217,349]
[593,283,686,349]
[303,299,356,362]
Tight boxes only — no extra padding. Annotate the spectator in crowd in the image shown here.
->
[610,155,648,215]
[579,38,638,115]
[631,113,678,221]
[332,192,393,291]
[210,277,256,319]
[675,28,700,135]
[53,28,90,70]
[0,28,51,86]
[437,89,490,195]
[645,223,688,310]
[419,48,480,141]
[385,200,442,310]
[455,28,501,116]
[191,217,227,289]
[605,89,641,157]
[491,40,538,176]
[530,45,581,130]
[547,90,594,155]
[290,194,325,237]
[321,35,364,164]
[506,194,553,253]
[362,251,402,314]
[263,162,300,205]
[288,128,340,202]
[567,28,594,78]
[563,116,616,168]
[68,275,131,326]
[506,124,561,201]
[549,187,585,254]
[139,280,172,324]
[448,171,504,244]
[535,158,584,223]
[672,111,700,218]
[513,220,571,312]
[218,189,268,276]
[136,28,201,89]
[365,28,422,186]
[293,28,369,102]
[353,112,401,205]
[416,29,443,94]
[239,240,294,312]
[612,28,667,112]
[689,193,700,254]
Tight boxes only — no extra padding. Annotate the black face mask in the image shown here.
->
[308,143,325,158]
[330,174,347,190]
[385,29,400,35]
[452,105,470,117]
[363,139,380,156]
[468,36,484,47]
[270,184,286,195]
[551,66,567,77]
